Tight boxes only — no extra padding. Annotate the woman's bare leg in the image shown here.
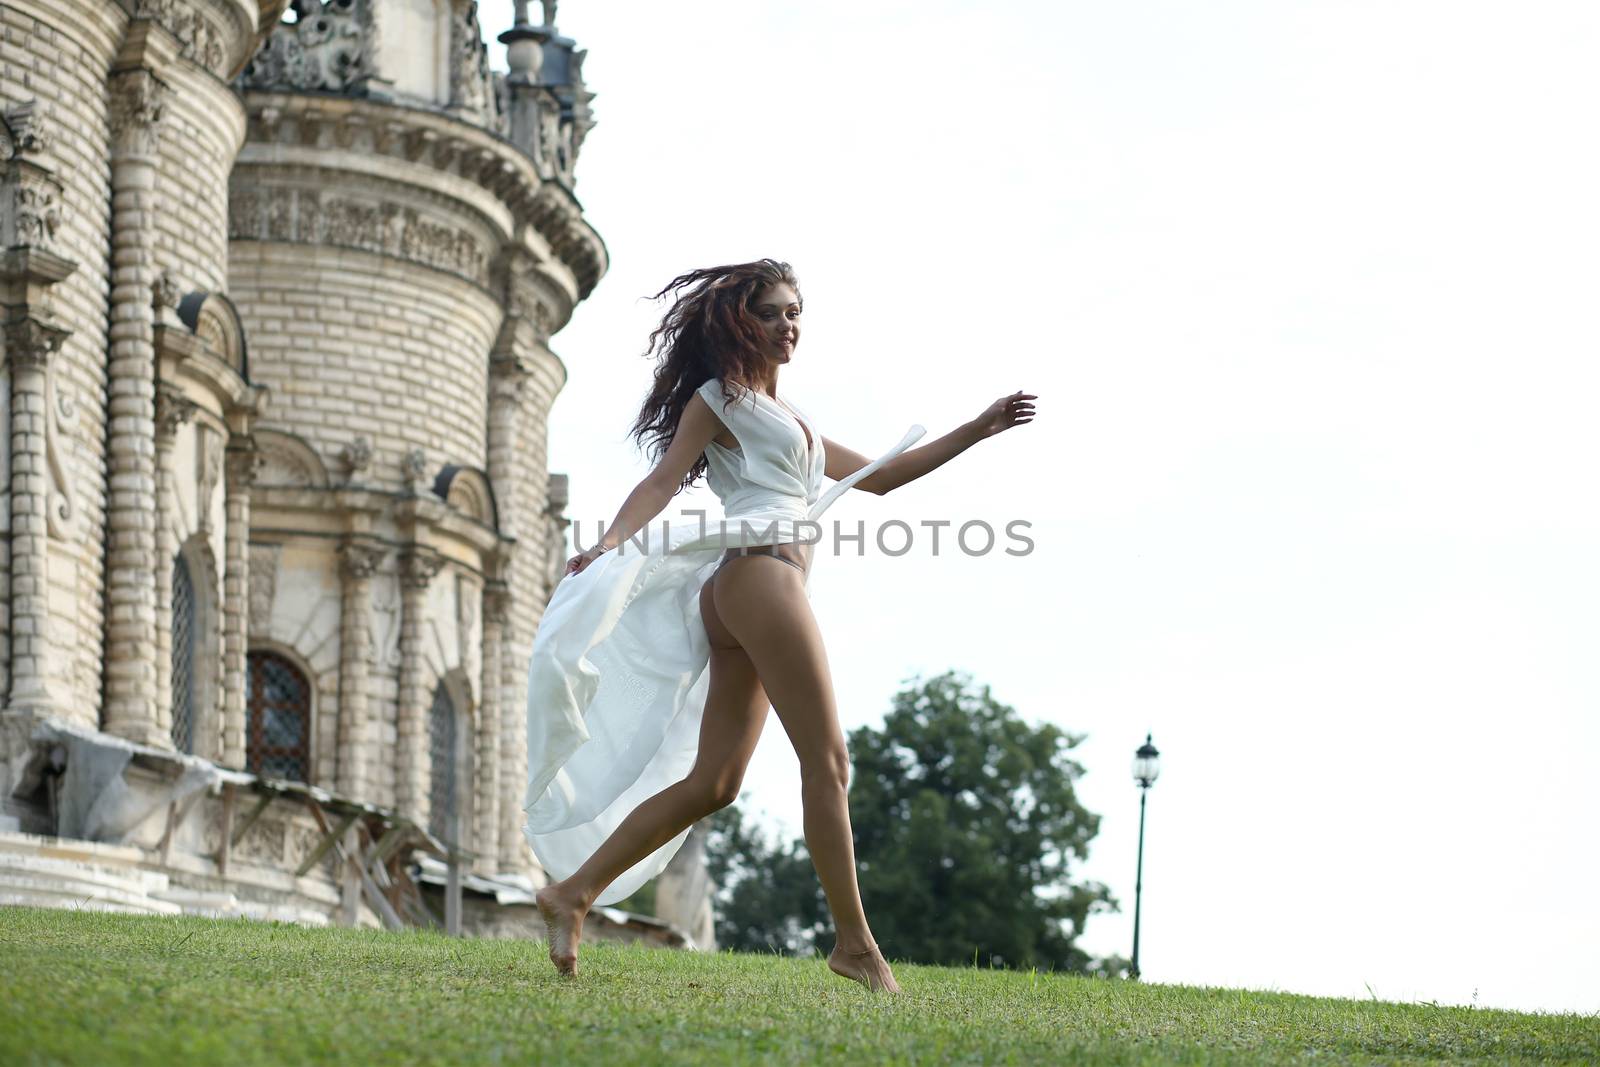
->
[711,555,900,993]
[535,573,769,975]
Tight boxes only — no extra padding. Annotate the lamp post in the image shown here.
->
[1130,732,1161,981]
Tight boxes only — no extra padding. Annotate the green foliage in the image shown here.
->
[703,803,827,956]
[849,670,1123,974]
[706,670,1127,974]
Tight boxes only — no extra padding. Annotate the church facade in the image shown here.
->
[0,0,706,940]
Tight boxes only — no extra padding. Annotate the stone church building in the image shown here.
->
[0,0,714,947]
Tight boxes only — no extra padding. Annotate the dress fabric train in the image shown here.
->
[522,377,925,906]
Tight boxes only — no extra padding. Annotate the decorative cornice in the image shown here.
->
[234,93,605,297]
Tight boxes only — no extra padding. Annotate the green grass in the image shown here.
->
[0,907,1593,1066]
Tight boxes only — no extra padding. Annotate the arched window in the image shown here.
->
[170,553,197,754]
[245,651,311,782]
[428,683,459,843]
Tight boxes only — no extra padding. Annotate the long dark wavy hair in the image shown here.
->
[629,258,802,491]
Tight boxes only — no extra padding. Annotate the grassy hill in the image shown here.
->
[0,906,1593,1065]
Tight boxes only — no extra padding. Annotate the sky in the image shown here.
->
[480,1,1599,1016]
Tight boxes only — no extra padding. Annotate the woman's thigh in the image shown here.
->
[707,553,845,772]
[692,575,770,783]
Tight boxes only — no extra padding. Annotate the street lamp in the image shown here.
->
[1130,732,1161,981]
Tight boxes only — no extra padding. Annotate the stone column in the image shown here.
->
[485,351,530,871]
[220,438,258,767]
[152,387,196,743]
[395,547,445,819]
[336,538,386,798]
[102,46,173,746]
[3,313,68,715]
[476,580,508,876]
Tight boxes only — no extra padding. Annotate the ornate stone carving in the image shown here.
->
[400,448,429,494]
[226,440,263,489]
[155,387,199,436]
[338,539,386,580]
[227,187,489,285]
[248,544,281,632]
[239,0,375,94]
[450,2,497,125]
[196,425,224,531]
[135,0,228,74]
[5,176,61,252]
[337,435,372,483]
[108,68,170,159]
[151,271,182,310]
[400,548,446,590]
[2,105,66,258]
[456,573,479,671]
[255,430,329,488]
[2,312,67,368]
[2,100,51,159]
[45,362,82,542]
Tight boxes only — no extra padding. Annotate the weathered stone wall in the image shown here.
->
[0,0,125,727]
[228,238,502,487]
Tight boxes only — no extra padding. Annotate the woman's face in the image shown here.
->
[752,282,801,364]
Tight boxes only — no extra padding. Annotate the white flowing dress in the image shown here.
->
[522,376,925,905]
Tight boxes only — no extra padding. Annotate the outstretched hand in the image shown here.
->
[971,390,1037,439]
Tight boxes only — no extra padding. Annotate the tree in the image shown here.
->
[702,802,828,955]
[848,670,1123,974]
[706,670,1128,975]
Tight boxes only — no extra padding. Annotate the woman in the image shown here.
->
[526,259,1035,992]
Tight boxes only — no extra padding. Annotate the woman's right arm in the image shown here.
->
[565,391,726,576]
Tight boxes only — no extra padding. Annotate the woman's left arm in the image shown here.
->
[822,390,1037,495]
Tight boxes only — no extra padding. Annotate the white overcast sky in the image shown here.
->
[480,1,1599,1015]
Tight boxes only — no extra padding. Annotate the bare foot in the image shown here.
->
[536,883,587,976]
[828,942,901,993]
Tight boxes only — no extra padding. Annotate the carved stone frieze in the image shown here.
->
[229,186,490,285]
[2,172,62,253]
[2,104,66,259]
[135,0,229,75]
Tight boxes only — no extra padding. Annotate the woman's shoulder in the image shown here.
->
[696,376,750,411]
